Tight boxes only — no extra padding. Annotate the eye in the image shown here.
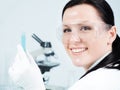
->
[63,28,72,33]
[80,26,91,31]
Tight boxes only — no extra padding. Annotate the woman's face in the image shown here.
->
[62,4,113,69]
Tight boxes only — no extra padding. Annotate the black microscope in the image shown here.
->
[32,33,60,84]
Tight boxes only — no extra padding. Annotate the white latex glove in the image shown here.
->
[8,44,46,90]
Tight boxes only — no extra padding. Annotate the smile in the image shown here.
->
[71,48,87,54]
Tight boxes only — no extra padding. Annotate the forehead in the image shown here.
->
[63,4,102,25]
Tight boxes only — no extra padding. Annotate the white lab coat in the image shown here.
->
[69,68,120,90]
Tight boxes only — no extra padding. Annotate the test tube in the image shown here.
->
[21,32,26,52]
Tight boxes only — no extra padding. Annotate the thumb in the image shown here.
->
[17,44,27,60]
[26,51,38,68]
[17,44,30,64]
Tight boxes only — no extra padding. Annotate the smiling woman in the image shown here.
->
[6,0,120,90]
[62,3,116,69]
[61,0,120,89]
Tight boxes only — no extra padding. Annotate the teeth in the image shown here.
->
[72,48,85,53]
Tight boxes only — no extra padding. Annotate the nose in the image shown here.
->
[69,31,81,43]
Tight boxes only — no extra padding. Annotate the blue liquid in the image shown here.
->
[21,33,26,52]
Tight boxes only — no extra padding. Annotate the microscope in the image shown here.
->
[31,33,60,84]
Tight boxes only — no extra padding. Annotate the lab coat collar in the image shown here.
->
[88,51,111,71]
[80,51,112,79]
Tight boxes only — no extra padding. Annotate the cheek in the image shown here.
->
[62,42,69,54]
[88,37,103,52]
[88,36,108,58]
[62,40,67,48]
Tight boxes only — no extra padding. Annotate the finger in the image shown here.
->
[26,52,43,77]
[17,44,29,62]
[17,44,26,57]
[26,51,38,67]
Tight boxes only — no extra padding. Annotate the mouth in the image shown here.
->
[70,47,88,54]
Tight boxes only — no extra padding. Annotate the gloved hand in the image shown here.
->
[8,44,46,90]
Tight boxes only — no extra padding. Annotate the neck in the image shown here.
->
[84,51,112,71]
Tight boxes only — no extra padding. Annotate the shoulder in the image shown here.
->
[69,68,120,90]
[86,68,120,78]
[85,68,120,83]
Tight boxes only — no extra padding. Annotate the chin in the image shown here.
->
[71,57,86,66]
[72,60,83,67]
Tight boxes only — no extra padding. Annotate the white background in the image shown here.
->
[0,0,120,88]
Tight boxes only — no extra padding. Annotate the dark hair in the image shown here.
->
[62,0,115,26]
[62,0,120,77]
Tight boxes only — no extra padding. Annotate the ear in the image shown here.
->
[107,26,117,45]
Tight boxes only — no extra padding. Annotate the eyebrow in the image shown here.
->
[62,20,91,26]
[62,20,92,27]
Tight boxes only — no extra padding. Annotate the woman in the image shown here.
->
[61,0,120,89]
[9,0,120,90]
